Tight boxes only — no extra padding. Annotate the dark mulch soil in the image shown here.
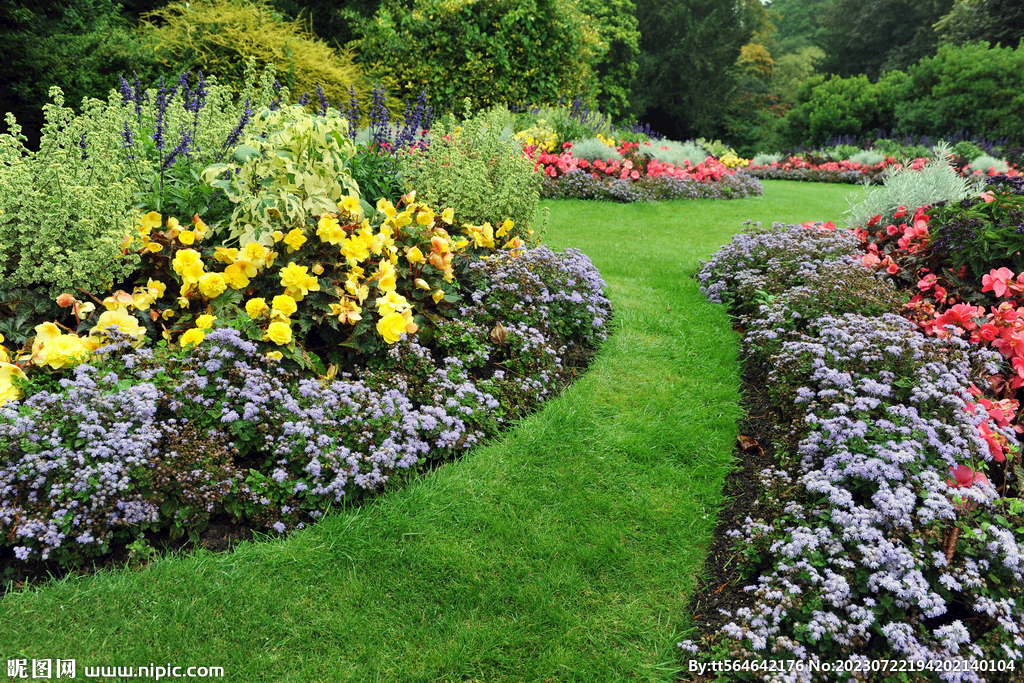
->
[675,350,775,681]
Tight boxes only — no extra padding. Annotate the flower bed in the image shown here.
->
[0,240,610,570]
[682,217,1024,679]
[747,155,1021,186]
[527,140,762,202]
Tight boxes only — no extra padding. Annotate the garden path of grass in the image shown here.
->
[1,181,859,682]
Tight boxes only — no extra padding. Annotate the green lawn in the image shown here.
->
[1,181,859,682]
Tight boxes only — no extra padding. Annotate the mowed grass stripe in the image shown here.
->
[1,180,858,682]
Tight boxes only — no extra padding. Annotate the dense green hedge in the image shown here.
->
[778,41,1024,147]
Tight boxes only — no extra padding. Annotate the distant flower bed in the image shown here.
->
[527,139,761,202]
[747,151,1021,186]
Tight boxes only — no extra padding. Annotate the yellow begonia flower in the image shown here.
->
[172,249,205,284]
[376,262,397,293]
[223,263,251,290]
[317,213,345,245]
[198,272,227,300]
[416,209,434,226]
[345,279,369,304]
[414,278,431,291]
[103,291,135,311]
[328,300,362,325]
[376,197,394,214]
[162,309,175,320]
[376,290,410,315]
[178,230,196,246]
[265,321,292,345]
[140,211,162,234]
[178,296,191,309]
[341,195,362,216]
[432,289,445,304]
[38,334,92,370]
[167,216,180,232]
[279,263,320,301]
[402,309,418,336]
[272,230,285,243]
[195,314,216,330]
[246,298,268,319]
[0,346,9,364]
[90,308,146,345]
[193,216,209,237]
[496,219,514,239]
[376,311,409,344]
[0,362,28,406]
[214,247,239,264]
[180,328,206,348]
[406,246,424,263]
[271,294,297,318]
[440,207,454,225]
[312,263,324,275]
[147,279,167,299]
[31,322,62,363]
[241,242,271,268]
[283,228,307,252]
[266,351,283,361]
[147,242,163,253]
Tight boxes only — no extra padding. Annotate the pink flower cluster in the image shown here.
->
[525,142,735,184]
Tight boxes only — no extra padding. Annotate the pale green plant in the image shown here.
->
[845,142,985,229]
[965,154,1010,175]
[696,138,732,158]
[828,144,862,161]
[646,139,708,167]
[401,104,541,237]
[0,93,140,298]
[570,137,622,162]
[752,152,782,166]
[848,150,886,166]
[202,105,359,244]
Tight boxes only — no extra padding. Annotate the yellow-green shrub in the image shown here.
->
[353,0,602,115]
[140,0,370,107]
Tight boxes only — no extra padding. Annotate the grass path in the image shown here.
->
[1,181,859,682]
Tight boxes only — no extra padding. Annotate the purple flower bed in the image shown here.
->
[745,166,883,185]
[683,223,1024,680]
[0,247,610,569]
[540,168,763,202]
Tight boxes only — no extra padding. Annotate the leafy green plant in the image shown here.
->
[929,185,1024,279]
[400,105,541,237]
[202,104,359,243]
[0,95,140,298]
[847,149,885,166]
[966,153,1010,175]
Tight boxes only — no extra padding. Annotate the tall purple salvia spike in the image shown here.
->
[369,84,391,149]
[162,126,193,172]
[269,80,283,112]
[298,91,310,107]
[316,84,328,116]
[122,121,135,161]
[132,72,144,124]
[347,85,360,140]
[219,98,252,161]
[79,133,88,161]
[153,76,168,152]
[119,76,132,105]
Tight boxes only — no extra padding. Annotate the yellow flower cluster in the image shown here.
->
[515,121,559,152]
[720,152,750,169]
[596,133,618,148]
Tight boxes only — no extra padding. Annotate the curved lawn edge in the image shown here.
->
[0,182,856,682]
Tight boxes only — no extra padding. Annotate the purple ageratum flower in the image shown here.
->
[316,84,328,116]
